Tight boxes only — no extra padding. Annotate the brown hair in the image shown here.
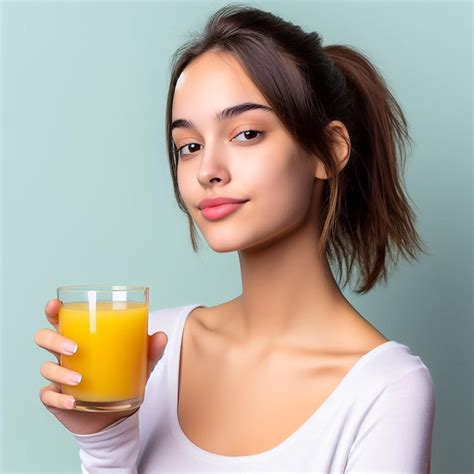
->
[165,3,430,294]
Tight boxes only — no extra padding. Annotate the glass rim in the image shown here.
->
[57,285,149,293]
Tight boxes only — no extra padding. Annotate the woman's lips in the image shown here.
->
[201,201,248,221]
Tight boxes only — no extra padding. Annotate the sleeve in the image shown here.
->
[345,366,436,474]
[69,409,140,474]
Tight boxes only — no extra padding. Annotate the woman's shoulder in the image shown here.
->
[353,339,435,402]
[147,303,204,337]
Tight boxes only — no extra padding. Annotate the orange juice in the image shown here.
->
[59,301,148,403]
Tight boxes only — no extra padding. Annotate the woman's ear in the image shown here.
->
[314,120,351,180]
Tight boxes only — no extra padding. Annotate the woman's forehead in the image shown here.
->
[173,51,268,116]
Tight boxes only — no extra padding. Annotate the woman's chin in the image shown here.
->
[205,239,245,253]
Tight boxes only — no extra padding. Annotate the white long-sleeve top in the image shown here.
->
[69,303,436,473]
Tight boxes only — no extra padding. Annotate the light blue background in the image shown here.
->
[1,1,472,472]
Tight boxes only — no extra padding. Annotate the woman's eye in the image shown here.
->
[233,129,263,143]
[176,142,202,158]
[175,129,263,159]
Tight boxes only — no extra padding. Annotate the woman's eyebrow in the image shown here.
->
[171,102,274,132]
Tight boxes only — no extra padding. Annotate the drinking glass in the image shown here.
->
[57,285,149,412]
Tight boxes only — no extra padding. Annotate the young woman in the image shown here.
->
[35,4,435,472]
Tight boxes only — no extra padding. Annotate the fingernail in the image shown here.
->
[65,397,76,409]
[67,372,82,384]
[62,341,78,354]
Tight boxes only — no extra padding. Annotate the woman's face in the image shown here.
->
[171,50,318,253]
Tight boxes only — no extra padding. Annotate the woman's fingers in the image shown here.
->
[37,300,77,411]
[44,299,61,332]
[35,299,77,363]
[39,382,76,410]
[40,360,82,386]
[34,327,78,363]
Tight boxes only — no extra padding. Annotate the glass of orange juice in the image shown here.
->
[57,284,149,412]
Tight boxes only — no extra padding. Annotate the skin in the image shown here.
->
[172,49,388,361]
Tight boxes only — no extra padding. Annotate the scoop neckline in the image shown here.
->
[167,303,402,464]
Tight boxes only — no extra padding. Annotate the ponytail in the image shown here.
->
[320,45,430,293]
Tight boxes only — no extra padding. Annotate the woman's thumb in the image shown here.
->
[146,331,168,378]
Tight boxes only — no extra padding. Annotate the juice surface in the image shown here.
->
[59,301,148,402]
